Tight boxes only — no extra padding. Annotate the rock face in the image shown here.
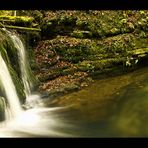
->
[0,30,25,121]
[32,10,148,97]
[0,29,25,104]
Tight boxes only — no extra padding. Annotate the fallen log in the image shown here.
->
[1,25,41,32]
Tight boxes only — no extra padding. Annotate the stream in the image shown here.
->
[1,29,148,137]
[43,67,148,137]
[1,67,148,137]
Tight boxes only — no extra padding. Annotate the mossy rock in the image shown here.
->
[34,10,148,92]
[40,10,148,39]
[8,66,26,103]
[0,29,26,103]
[71,30,93,38]
[60,68,77,76]
[0,97,5,121]
[76,58,125,72]
[38,71,61,82]
[0,15,34,27]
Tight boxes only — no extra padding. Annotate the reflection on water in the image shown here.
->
[1,67,148,137]
[48,67,148,137]
[110,82,148,137]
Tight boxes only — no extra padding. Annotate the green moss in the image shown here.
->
[76,58,125,73]
[0,11,13,16]
[16,10,43,23]
[8,66,25,103]
[71,30,84,38]
[38,71,61,82]
[4,25,41,32]
[0,30,26,103]
[41,15,77,38]
[0,43,9,65]
[76,61,95,72]
[61,68,77,76]
[0,15,34,27]
[41,10,148,40]
[133,38,148,49]
[4,35,21,76]
[128,48,148,57]
[58,16,77,25]
[34,10,148,90]
[71,30,92,38]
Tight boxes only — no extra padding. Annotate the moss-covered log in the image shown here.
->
[0,15,35,27]
[3,25,41,32]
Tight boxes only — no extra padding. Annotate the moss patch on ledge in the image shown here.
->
[0,15,35,27]
[34,34,148,97]
[3,25,41,32]
[32,10,148,97]
[41,10,148,39]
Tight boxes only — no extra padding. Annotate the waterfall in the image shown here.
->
[6,30,41,108]
[6,31,33,97]
[0,53,22,119]
[14,11,16,16]
[0,29,69,137]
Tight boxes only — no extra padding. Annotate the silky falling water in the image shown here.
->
[1,30,148,137]
[0,30,72,137]
[7,32,32,97]
[7,31,42,108]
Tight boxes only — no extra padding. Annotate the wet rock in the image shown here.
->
[0,97,6,122]
[0,30,26,103]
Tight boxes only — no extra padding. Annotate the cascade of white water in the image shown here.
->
[0,54,22,119]
[0,30,69,137]
[14,11,16,16]
[6,30,41,107]
[7,31,32,97]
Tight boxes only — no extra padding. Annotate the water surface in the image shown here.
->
[49,67,148,137]
[1,67,148,137]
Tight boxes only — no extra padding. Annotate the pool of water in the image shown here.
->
[50,67,148,137]
[1,67,148,137]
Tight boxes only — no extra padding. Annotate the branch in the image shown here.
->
[3,25,41,32]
